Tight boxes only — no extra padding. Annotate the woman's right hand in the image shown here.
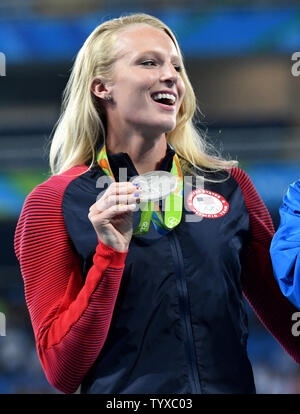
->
[88,182,140,252]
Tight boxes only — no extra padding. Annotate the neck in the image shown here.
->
[106,132,168,175]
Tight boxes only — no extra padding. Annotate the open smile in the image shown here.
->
[150,91,177,112]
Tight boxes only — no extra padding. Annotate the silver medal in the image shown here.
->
[131,171,177,202]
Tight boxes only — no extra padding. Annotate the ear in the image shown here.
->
[91,79,111,100]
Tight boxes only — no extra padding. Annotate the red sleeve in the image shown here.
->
[230,167,300,363]
[14,166,128,393]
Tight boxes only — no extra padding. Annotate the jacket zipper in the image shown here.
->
[168,231,202,394]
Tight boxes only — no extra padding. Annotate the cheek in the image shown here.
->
[177,82,186,109]
[179,79,186,100]
[113,73,147,98]
[120,81,153,105]
[134,71,159,96]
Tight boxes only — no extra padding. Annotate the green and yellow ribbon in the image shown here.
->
[97,144,183,236]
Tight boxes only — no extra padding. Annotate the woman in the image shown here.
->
[14,13,300,394]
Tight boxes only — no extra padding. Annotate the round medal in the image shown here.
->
[131,171,177,202]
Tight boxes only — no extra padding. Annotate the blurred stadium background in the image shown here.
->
[1,0,300,394]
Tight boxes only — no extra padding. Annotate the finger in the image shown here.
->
[90,202,137,225]
[97,193,140,212]
[102,181,139,201]
[89,190,139,216]
[95,182,140,210]
[90,182,140,215]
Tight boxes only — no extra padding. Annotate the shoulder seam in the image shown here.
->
[228,167,274,237]
[26,165,90,199]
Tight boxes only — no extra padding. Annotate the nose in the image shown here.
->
[159,63,179,86]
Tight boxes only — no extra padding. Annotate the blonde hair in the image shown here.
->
[49,13,237,177]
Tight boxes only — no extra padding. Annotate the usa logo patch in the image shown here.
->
[187,189,229,218]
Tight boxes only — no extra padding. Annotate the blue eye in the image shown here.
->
[141,60,156,66]
[141,60,182,73]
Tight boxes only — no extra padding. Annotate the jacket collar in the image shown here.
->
[106,144,176,181]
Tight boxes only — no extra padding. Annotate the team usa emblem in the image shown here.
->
[187,189,229,218]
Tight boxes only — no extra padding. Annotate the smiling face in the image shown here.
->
[101,24,186,138]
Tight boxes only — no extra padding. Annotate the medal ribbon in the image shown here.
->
[97,144,183,236]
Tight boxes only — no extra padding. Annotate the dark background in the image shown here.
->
[1,0,300,393]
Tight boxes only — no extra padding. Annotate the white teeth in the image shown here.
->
[152,93,176,104]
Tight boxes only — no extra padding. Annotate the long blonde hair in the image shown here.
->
[49,13,237,176]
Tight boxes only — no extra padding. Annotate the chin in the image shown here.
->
[157,119,177,133]
[141,119,177,135]
[163,123,177,133]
